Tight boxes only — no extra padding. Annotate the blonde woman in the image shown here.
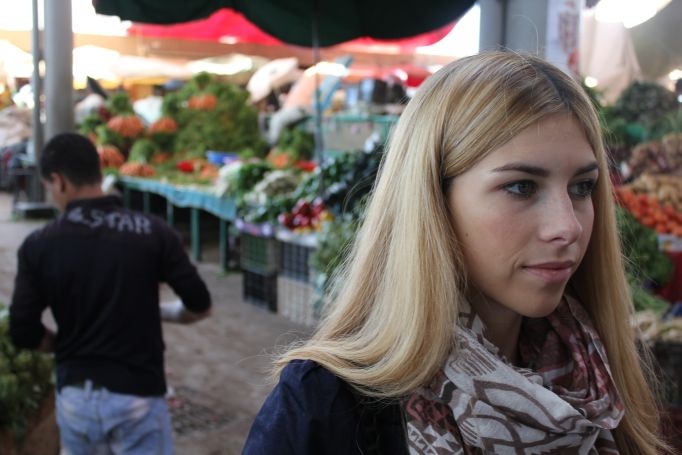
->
[243,52,667,454]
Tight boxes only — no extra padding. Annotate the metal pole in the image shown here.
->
[30,0,44,201]
[312,0,324,196]
[44,0,74,141]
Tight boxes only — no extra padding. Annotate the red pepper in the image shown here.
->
[176,160,195,173]
[294,160,317,172]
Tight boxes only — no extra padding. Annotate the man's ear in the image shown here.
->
[49,173,67,193]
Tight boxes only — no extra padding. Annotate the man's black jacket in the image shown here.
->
[10,195,211,396]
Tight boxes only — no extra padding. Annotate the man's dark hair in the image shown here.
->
[40,133,102,186]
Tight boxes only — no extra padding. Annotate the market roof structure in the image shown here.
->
[93,0,477,47]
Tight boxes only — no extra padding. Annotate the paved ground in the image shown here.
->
[0,193,311,454]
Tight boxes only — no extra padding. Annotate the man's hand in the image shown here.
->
[37,328,56,353]
[160,299,211,324]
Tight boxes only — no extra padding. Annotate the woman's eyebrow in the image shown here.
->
[491,163,548,176]
[490,161,599,177]
[574,162,599,176]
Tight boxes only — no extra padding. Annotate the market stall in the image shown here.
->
[594,78,682,448]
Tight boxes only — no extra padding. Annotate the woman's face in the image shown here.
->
[447,113,598,319]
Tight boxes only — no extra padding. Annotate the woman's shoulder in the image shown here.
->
[278,359,359,412]
[243,359,362,454]
[281,359,345,385]
[245,359,408,455]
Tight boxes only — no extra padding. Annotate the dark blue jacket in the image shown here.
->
[243,360,408,454]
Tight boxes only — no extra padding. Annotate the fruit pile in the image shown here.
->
[278,198,333,233]
[119,162,156,178]
[97,145,125,168]
[616,186,682,237]
[627,133,682,178]
[629,174,682,212]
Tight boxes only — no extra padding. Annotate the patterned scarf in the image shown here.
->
[404,296,624,454]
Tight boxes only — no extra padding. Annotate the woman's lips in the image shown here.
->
[522,261,575,284]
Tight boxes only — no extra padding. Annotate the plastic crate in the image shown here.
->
[239,233,278,274]
[661,406,682,454]
[654,341,682,407]
[242,269,277,312]
[279,240,315,282]
[277,276,317,327]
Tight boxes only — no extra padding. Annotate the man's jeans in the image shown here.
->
[56,380,173,455]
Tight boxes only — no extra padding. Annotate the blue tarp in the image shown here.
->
[118,176,237,220]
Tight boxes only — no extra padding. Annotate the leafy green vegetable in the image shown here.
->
[169,73,268,158]
[651,107,682,139]
[95,124,125,150]
[78,113,104,135]
[294,145,383,216]
[106,92,134,116]
[0,306,54,438]
[612,82,678,128]
[310,214,361,279]
[230,161,273,196]
[618,206,673,287]
[629,281,670,315]
[149,131,176,152]
[128,139,158,163]
[161,92,183,119]
[241,194,296,225]
[617,206,674,314]
[276,128,315,161]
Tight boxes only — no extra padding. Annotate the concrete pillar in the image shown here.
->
[43,0,74,141]
[478,0,506,51]
[504,0,549,55]
[30,0,44,200]
[478,0,582,75]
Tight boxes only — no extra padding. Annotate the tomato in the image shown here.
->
[278,213,295,229]
[176,160,195,173]
[293,200,312,217]
[311,197,326,216]
[294,160,317,172]
[293,214,311,228]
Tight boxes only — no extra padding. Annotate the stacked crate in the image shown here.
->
[237,220,278,312]
[276,231,318,327]
[655,341,682,452]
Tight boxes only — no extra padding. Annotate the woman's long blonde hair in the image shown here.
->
[276,52,665,454]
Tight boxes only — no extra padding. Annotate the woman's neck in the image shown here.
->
[467,292,523,365]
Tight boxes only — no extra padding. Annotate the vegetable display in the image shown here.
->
[610,82,678,132]
[106,115,144,138]
[627,133,682,178]
[293,145,383,217]
[0,306,54,438]
[617,205,673,291]
[97,145,125,169]
[170,73,267,158]
[119,162,156,177]
[267,128,315,168]
[215,161,273,198]
[616,186,682,236]
[278,198,333,233]
[128,139,158,163]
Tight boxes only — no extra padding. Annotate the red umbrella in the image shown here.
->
[128,8,454,52]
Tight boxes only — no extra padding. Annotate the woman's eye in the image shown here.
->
[504,181,537,198]
[569,179,596,199]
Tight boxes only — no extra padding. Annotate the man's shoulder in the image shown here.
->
[21,217,63,247]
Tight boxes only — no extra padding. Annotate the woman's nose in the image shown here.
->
[538,193,583,245]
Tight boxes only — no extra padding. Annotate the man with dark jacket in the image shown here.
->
[9,132,211,454]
